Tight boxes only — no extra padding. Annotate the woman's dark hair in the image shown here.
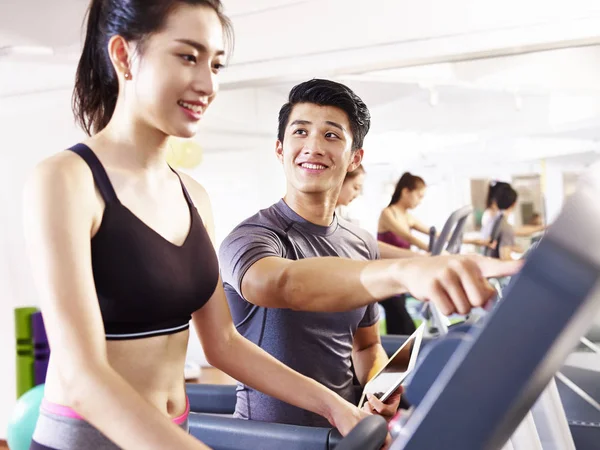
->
[73,0,233,135]
[344,164,365,182]
[495,185,518,210]
[388,172,425,206]
[486,181,510,208]
[277,79,371,150]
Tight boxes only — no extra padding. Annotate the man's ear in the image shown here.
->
[275,140,284,164]
[348,148,364,171]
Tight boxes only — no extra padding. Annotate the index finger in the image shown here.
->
[469,255,523,278]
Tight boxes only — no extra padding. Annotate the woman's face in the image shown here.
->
[337,172,365,206]
[124,4,226,138]
[404,186,426,209]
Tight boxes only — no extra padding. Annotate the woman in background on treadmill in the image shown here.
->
[480,181,546,248]
[376,173,432,335]
[377,173,431,253]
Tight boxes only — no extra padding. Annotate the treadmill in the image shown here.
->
[190,161,600,449]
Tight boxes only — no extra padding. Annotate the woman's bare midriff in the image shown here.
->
[43,328,190,419]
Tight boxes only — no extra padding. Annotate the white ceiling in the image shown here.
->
[192,44,600,165]
[1,0,599,168]
[0,0,308,49]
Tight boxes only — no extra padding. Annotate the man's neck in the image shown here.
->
[283,190,338,227]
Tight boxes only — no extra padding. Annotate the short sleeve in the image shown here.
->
[358,303,381,328]
[499,222,516,250]
[219,225,284,299]
[369,235,381,261]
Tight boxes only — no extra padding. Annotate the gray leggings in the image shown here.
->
[30,409,190,450]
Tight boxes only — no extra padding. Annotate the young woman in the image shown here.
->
[336,164,366,213]
[374,173,432,335]
[377,172,431,252]
[335,166,420,259]
[24,2,367,449]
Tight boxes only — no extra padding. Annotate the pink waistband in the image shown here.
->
[173,396,191,425]
[41,396,190,425]
[41,398,83,420]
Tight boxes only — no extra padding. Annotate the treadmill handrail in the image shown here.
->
[483,212,505,258]
[188,412,333,450]
[186,383,237,415]
[431,205,473,256]
[426,205,473,335]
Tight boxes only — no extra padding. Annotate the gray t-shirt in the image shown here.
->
[481,215,516,257]
[219,199,380,427]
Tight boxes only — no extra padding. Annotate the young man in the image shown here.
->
[219,79,521,427]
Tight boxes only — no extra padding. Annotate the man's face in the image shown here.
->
[276,103,363,196]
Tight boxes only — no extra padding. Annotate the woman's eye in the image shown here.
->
[180,54,197,63]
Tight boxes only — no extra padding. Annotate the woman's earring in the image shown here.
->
[124,71,131,80]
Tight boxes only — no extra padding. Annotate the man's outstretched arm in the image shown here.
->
[241,254,521,315]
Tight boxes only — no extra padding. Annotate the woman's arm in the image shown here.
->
[463,238,494,248]
[377,241,425,259]
[408,214,432,237]
[24,154,209,450]
[379,209,429,251]
[514,224,546,237]
[191,285,365,435]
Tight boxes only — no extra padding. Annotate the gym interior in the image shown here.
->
[1,1,600,449]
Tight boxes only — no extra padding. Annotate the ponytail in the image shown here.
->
[72,0,119,136]
[388,172,425,206]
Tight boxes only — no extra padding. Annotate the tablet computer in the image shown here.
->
[359,323,425,408]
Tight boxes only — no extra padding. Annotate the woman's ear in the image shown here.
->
[107,35,133,80]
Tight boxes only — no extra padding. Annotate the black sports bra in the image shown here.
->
[68,144,219,340]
